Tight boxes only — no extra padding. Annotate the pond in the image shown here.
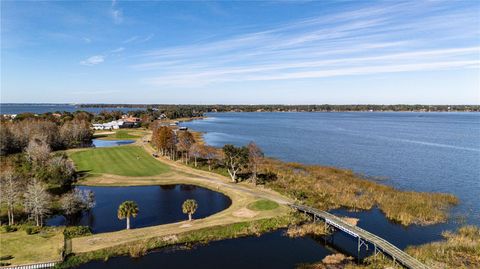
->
[75,229,335,269]
[92,139,135,148]
[47,185,231,233]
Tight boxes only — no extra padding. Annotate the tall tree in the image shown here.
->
[202,145,219,171]
[222,144,249,183]
[61,189,95,217]
[117,201,139,230]
[152,126,176,159]
[24,179,51,226]
[0,169,21,225]
[247,142,264,185]
[189,143,202,167]
[60,119,93,148]
[25,136,51,167]
[182,199,198,221]
[177,131,195,164]
[40,153,76,187]
[0,123,14,155]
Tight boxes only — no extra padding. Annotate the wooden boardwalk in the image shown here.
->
[290,204,429,269]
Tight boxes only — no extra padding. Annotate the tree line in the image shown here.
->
[1,115,93,156]
[150,125,265,184]
[78,104,480,112]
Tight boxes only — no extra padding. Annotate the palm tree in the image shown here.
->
[182,199,198,221]
[117,201,139,229]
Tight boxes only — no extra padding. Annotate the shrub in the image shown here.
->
[25,226,41,235]
[64,226,92,239]
[128,244,147,258]
[0,255,13,261]
[0,225,17,233]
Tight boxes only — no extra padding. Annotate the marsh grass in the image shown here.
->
[406,225,480,268]
[262,159,458,226]
[286,222,328,238]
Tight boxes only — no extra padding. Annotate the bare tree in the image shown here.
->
[177,131,195,164]
[222,144,249,183]
[61,189,96,216]
[45,153,76,186]
[0,169,21,225]
[24,179,51,226]
[189,143,202,167]
[247,142,264,185]
[202,145,220,171]
[25,135,51,167]
[60,119,93,148]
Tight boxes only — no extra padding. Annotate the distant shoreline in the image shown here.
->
[1,103,479,114]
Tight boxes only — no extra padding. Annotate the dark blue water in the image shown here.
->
[0,104,144,114]
[182,112,480,226]
[47,185,231,233]
[76,229,335,269]
[92,139,135,148]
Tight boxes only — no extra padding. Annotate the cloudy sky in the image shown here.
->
[1,1,479,104]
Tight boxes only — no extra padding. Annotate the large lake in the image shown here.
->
[182,112,480,226]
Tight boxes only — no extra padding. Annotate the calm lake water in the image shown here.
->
[92,139,135,147]
[76,229,334,269]
[183,112,480,224]
[0,103,143,114]
[47,185,231,233]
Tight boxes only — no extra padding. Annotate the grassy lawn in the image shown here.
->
[0,228,64,266]
[248,199,279,211]
[94,130,145,140]
[69,146,170,177]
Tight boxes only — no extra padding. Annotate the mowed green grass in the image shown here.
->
[70,146,170,177]
[247,199,279,211]
[0,228,64,265]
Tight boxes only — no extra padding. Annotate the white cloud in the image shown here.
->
[111,0,123,24]
[123,36,138,44]
[83,37,91,43]
[80,55,105,66]
[134,1,479,88]
[123,34,153,44]
[111,47,125,53]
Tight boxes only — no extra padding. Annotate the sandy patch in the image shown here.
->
[232,207,259,218]
[341,217,359,226]
[179,223,193,228]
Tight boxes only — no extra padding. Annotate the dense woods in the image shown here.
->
[0,117,93,155]
[0,114,95,227]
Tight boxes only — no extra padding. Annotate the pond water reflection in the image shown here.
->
[92,139,135,148]
[47,185,231,233]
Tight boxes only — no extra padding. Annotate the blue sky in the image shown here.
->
[1,0,479,104]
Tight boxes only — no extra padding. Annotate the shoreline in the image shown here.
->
[182,118,459,226]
